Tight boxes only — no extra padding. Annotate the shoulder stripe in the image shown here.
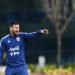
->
[1,34,9,41]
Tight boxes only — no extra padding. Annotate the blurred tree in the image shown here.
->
[34,0,74,67]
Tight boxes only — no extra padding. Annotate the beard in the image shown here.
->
[11,31,19,36]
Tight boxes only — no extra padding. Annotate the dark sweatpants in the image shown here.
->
[5,65,28,75]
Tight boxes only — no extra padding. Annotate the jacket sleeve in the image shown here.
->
[0,39,5,64]
[20,30,43,39]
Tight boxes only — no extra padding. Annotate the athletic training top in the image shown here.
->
[0,31,42,67]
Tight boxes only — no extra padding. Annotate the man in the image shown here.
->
[0,21,49,75]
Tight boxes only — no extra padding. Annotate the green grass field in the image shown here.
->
[28,64,75,75]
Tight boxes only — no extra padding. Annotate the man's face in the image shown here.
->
[10,24,20,36]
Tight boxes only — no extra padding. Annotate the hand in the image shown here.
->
[41,29,49,35]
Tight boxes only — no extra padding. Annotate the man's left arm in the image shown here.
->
[20,29,49,39]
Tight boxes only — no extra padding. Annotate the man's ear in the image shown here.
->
[9,27,12,31]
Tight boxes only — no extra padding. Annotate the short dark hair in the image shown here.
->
[9,21,19,27]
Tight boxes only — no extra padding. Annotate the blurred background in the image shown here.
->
[0,0,75,75]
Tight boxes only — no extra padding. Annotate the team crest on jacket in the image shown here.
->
[16,37,20,41]
[8,40,11,43]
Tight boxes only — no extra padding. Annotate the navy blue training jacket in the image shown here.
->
[0,31,42,67]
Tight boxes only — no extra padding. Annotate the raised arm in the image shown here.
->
[20,29,49,39]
